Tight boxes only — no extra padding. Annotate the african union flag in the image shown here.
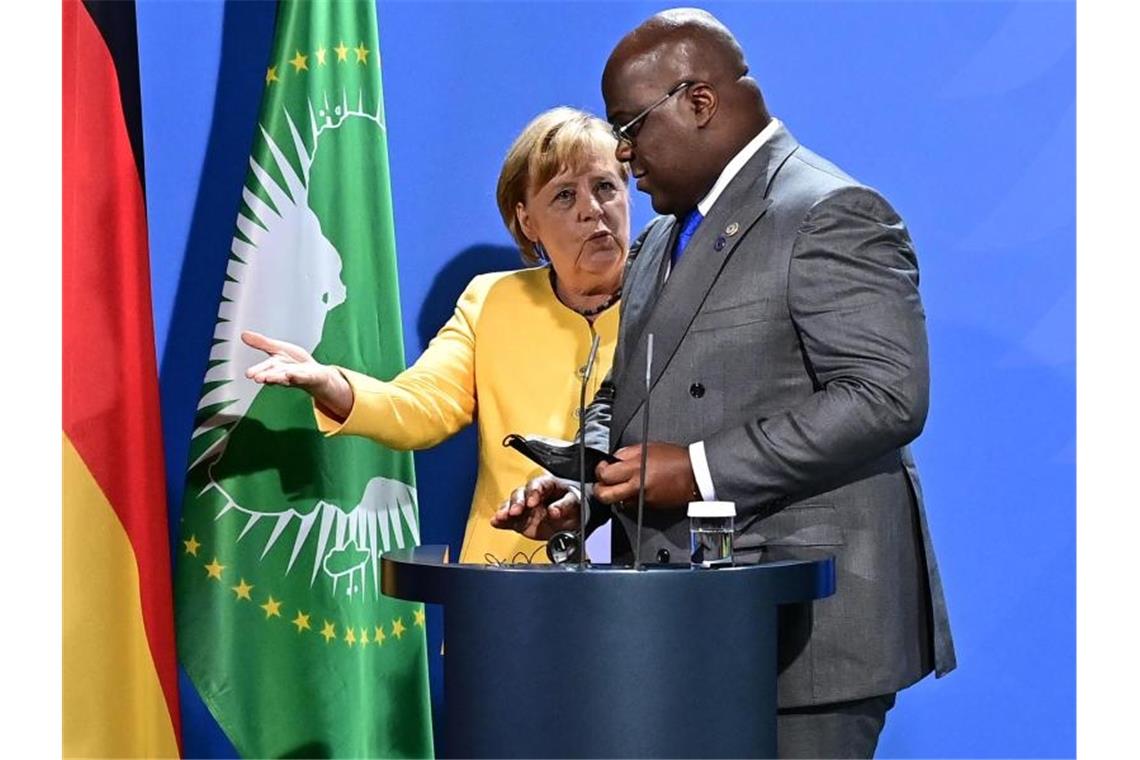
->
[175,1,433,756]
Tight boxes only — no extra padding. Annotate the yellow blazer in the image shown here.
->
[315,267,618,564]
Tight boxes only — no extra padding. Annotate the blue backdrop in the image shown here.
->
[136,1,1075,757]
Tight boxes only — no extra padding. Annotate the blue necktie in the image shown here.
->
[672,209,704,268]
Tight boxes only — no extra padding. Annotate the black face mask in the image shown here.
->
[502,434,618,483]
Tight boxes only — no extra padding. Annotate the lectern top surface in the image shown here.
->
[385,544,829,569]
[380,545,836,606]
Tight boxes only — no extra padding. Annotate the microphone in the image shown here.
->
[634,334,653,570]
[577,333,601,570]
[545,333,601,566]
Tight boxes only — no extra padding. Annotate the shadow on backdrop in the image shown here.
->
[411,242,523,757]
[157,1,276,757]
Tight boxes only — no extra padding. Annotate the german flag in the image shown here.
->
[63,0,180,755]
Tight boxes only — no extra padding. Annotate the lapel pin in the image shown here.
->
[725,222,740,236]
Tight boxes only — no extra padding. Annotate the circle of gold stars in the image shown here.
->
[186,534,425,653]
[265,39,377,85]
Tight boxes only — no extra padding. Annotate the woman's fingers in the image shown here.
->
[247,359,317,387]
[241,330,278,354]
[241,330,312,363]
[243,330,325,391]
[249,365,294,386]
[245,356,285,379]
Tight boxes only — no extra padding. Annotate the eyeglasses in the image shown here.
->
[610,81,694,147]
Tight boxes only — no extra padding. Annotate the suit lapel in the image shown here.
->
[614,218,675,377]
[610,126,800,443]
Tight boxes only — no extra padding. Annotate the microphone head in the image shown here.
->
[547,530,583,564]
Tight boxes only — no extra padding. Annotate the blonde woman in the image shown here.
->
[243,107,631,564]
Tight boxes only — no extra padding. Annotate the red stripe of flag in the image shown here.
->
[63,0,181,744]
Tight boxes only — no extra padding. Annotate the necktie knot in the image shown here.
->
[672,209,704,267]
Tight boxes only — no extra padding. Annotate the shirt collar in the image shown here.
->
[695,117,782,216]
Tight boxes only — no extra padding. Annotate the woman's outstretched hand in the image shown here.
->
[241,330,354,421]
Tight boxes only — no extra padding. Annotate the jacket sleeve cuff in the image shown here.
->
[311,366,374,437]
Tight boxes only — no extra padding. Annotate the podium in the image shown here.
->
[382,546,834,758]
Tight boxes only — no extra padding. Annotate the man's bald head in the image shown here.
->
[601,8,769,216]
[603,8,749,94]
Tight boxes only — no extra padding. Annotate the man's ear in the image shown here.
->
[689,83,718,129]
[516,201,539,242]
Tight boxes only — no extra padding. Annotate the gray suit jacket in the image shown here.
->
[584,124,956,708]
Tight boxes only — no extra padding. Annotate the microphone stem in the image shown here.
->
[578,333,600,570]
[635,334,653,570]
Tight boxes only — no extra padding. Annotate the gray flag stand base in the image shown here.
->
[382,545,834,759]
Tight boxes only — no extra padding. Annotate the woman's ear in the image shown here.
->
[516,201,539,243]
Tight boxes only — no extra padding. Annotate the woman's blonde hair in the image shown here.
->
[496,107,629,265]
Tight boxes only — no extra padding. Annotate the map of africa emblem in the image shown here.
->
[188,89,419,603]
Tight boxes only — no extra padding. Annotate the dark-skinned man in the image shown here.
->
[493,8,955,757]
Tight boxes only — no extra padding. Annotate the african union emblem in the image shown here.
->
[175,2,433,757]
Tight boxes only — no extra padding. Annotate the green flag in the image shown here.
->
[175,1,433,756]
